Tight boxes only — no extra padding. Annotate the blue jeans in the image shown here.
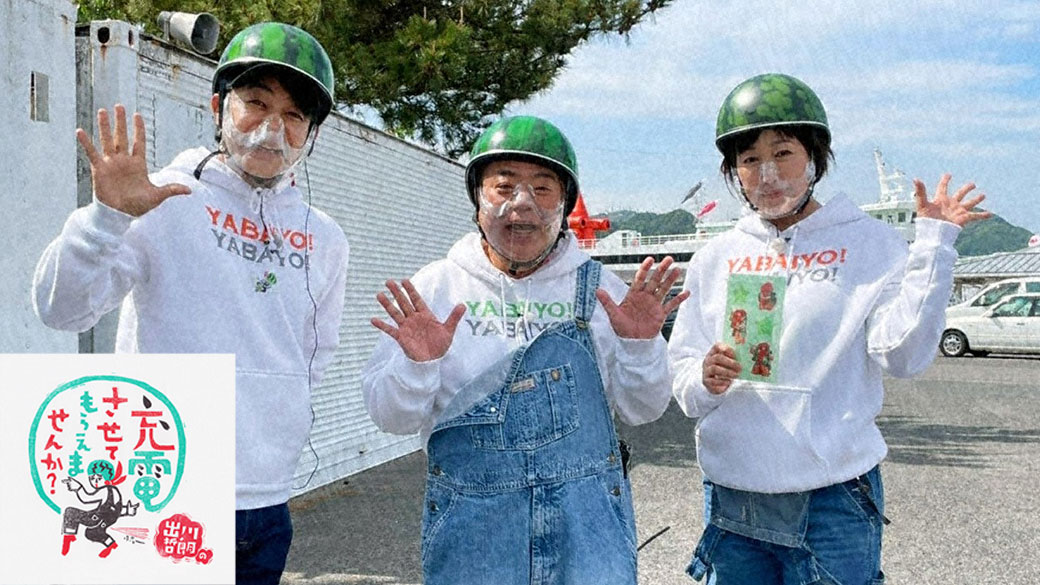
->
[422,261,637,585]
[236,503,293,585]
[689,466,886,585]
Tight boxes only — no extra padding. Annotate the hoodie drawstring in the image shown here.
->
[766,223,800,282]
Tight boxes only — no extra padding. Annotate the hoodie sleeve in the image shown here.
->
[593,270,672,426]
[866,217,961,377]
[32,200,145,332]
[306,230,349,387]
[667,254,727,419]
[360,271,443,435]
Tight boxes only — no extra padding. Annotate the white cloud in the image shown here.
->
[519,0,1038,124]
[507,0,1040,231]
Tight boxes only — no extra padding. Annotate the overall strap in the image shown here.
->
[573,260,602,330]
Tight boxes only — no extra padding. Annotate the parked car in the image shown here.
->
[946,277,1040,320]
[940,293,1040,357]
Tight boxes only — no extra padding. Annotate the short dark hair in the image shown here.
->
[718,125,834,190]
[226,64,324,125]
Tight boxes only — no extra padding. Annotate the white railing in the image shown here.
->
[577,231,718,250]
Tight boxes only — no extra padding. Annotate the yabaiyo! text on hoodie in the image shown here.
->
[726,248,848,284]
[206,206,315,270]
[463,299,574,339]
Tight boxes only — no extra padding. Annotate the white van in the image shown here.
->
[946,277,1040,320]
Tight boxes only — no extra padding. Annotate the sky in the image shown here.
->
[506,0,1040,235]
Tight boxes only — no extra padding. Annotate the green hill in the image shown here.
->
[600,208,1033,257]
[603,209,697,237]
[953,212,1032,256]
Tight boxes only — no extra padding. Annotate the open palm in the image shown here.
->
[914,173,991,227]
[596,256,690,339]
[77,104,190,217]
[371,279,466,362]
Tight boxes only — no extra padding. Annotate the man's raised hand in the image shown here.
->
[77,104,191,217]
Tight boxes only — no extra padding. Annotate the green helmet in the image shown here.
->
[213,22,335,125]
[466,116,580,216]
[715,73,829,150]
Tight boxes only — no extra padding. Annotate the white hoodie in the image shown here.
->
[668,195,959,493]
[362,231,671,445]
[33,147,349,509]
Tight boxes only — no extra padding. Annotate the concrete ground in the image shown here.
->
[283,355,1040,584]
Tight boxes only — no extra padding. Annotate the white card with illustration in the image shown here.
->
[0,354,235,585]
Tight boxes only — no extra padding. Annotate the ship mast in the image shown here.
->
[874,148,911,203]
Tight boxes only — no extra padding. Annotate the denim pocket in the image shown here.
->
[836,468,886,526]
[685,524,725,581]
[470,364,580,450]
[420,481,458,564]
[597,470,638,555]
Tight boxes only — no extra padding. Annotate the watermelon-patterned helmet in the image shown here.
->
[715,73,829,150]
[213,22,334,125]
[466,116,580,216]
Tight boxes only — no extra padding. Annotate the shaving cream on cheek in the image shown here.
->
[478,184,564,264]
[221,94,307,179]
[746,160,816,219]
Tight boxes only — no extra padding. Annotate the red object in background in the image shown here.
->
[696,200,718,219]
[567,194,611,245]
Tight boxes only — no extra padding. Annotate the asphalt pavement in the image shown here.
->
[282,355,1040,585]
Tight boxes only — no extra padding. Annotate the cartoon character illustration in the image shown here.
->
[750,342,773,377]
[254,271,278,293]
[758,282,777,311]
[730,309,748,345]
[61,459,139,558]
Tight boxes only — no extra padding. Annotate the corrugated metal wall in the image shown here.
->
[75,24,472,493]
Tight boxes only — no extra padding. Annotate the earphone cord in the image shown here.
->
[293,158,321,491]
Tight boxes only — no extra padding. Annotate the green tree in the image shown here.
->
[77,0,673,156]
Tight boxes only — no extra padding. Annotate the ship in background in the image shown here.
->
[570,148,918,284]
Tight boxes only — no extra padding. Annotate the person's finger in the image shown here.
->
[961,193,986,210]
[131,112,146,158]
[402,279,429,314]
[376,292,405,325]
[646,256,674,291]
[386,280,414,316]
[965,210,993,223]
[935,173,952,199]
[76,128,100,166]
[630,257,654,291]
[370,317,400,339]
[710,353,741,374]
[157,183,192,199]
[951,181,976,202]
[443,304,467,335]
[97,108,114,154]
[659,266,682,296]
[595,288,622,321]
[715,361,742,377]
[912,178,928,210]
[113,104,129,154]
[715,342,737,359]
[663,289,690,314]
[706,378,734,395]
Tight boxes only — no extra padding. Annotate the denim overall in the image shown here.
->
[688,467,888,585]
[422,260,638,585]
